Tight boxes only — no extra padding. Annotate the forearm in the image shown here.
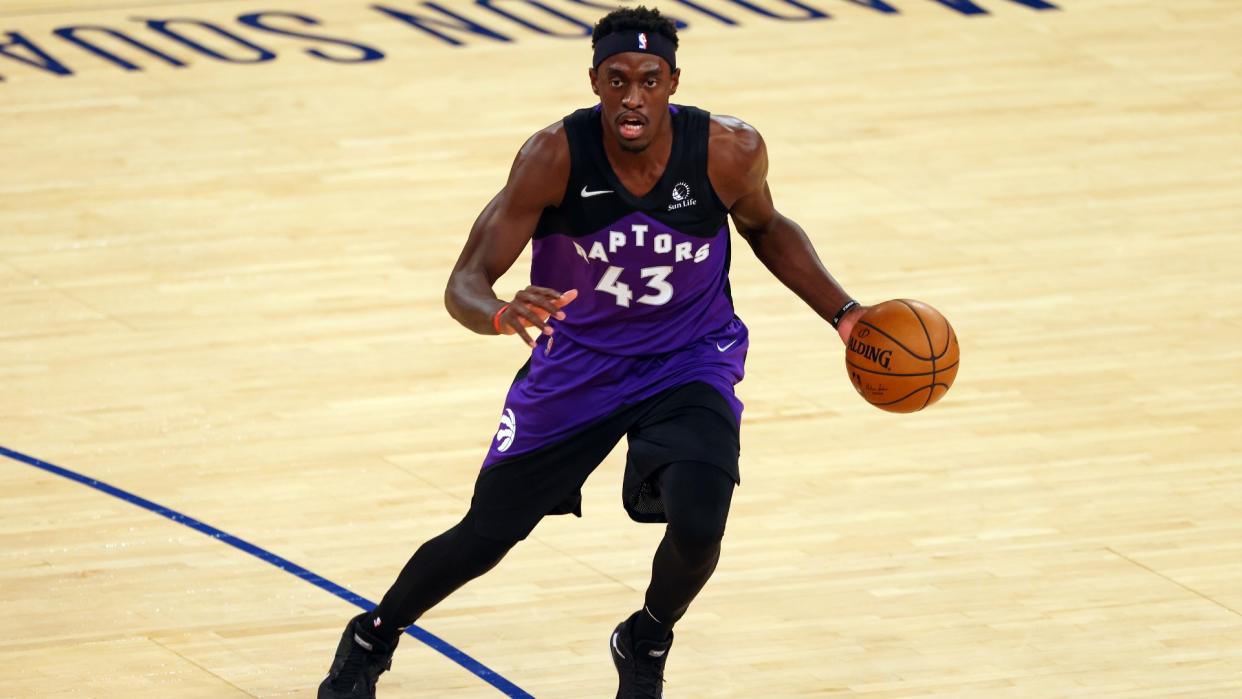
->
[445,267,505,335]
[746,213,855,323]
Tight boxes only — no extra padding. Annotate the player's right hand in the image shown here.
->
[495,287,578,348]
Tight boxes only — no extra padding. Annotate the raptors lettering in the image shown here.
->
[574,223,712,266]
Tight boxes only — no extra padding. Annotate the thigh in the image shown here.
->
[622,382,742,522]
[470,403,635,541]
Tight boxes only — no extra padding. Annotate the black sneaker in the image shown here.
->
[317,613,398,699]
[610,611,673,699]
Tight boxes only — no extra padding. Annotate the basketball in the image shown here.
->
[846,299,960,413]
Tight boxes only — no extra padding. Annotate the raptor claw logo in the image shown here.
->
[495,408,517,452]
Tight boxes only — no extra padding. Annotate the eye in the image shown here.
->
[610,78,623,88]
[645,78,659,88]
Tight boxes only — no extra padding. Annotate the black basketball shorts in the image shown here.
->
[467,381,741,541]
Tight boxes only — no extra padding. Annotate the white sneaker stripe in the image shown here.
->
[611,631,627,660]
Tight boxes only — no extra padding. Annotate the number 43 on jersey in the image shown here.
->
[595,265,673,307]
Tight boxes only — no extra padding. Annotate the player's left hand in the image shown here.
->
[836,305,868,345]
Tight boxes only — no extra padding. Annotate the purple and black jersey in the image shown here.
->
[483,105,749,468]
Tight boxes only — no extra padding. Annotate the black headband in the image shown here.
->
[592,31,677,72]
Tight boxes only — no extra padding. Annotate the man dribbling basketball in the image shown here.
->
[317,7,866,698]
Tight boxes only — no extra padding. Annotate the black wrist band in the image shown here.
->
[830,299,860,328]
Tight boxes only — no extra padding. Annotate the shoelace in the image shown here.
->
[331,645,370,689]
[634,656,666,696]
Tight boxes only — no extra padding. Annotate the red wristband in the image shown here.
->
[492,303,510,334]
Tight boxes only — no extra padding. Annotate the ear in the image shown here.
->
[589,67,599,96]
[669,68,681,96]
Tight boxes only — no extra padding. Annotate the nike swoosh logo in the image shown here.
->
[716,340,738,352]
[581,185,614,198]
[611,631,626,660]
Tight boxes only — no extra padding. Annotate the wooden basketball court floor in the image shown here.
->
[2,0,1239,696]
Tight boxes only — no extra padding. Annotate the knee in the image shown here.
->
[667,515,726,562]
[455,511,520,565]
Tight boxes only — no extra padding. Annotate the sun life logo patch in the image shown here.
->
[668,181,697,211]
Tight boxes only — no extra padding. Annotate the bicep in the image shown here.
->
[454,186,548,285]
[450,128,568,283]
[729,180,778,242]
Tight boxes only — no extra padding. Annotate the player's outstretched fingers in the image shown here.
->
[528,288,578,326]
[494,304,536,347]
[550,288,578,319]
[511,302,552,340]
[499,287,578,347]
[513,286,564,322]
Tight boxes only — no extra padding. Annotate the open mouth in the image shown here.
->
[618,113,646,140]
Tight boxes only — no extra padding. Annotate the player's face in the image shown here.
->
[590,53,680,153]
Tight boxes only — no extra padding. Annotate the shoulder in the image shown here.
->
[514,120,570,175]
[709,114,764,158]
[506,119,571,206]
[707,114,768,209]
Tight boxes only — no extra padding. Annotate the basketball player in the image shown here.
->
[318,7,865,698]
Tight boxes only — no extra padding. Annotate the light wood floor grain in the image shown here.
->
[2,0,1240,696]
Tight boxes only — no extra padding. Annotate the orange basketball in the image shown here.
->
[845,299,960,413]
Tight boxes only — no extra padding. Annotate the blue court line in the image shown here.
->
[0,444,534,699]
